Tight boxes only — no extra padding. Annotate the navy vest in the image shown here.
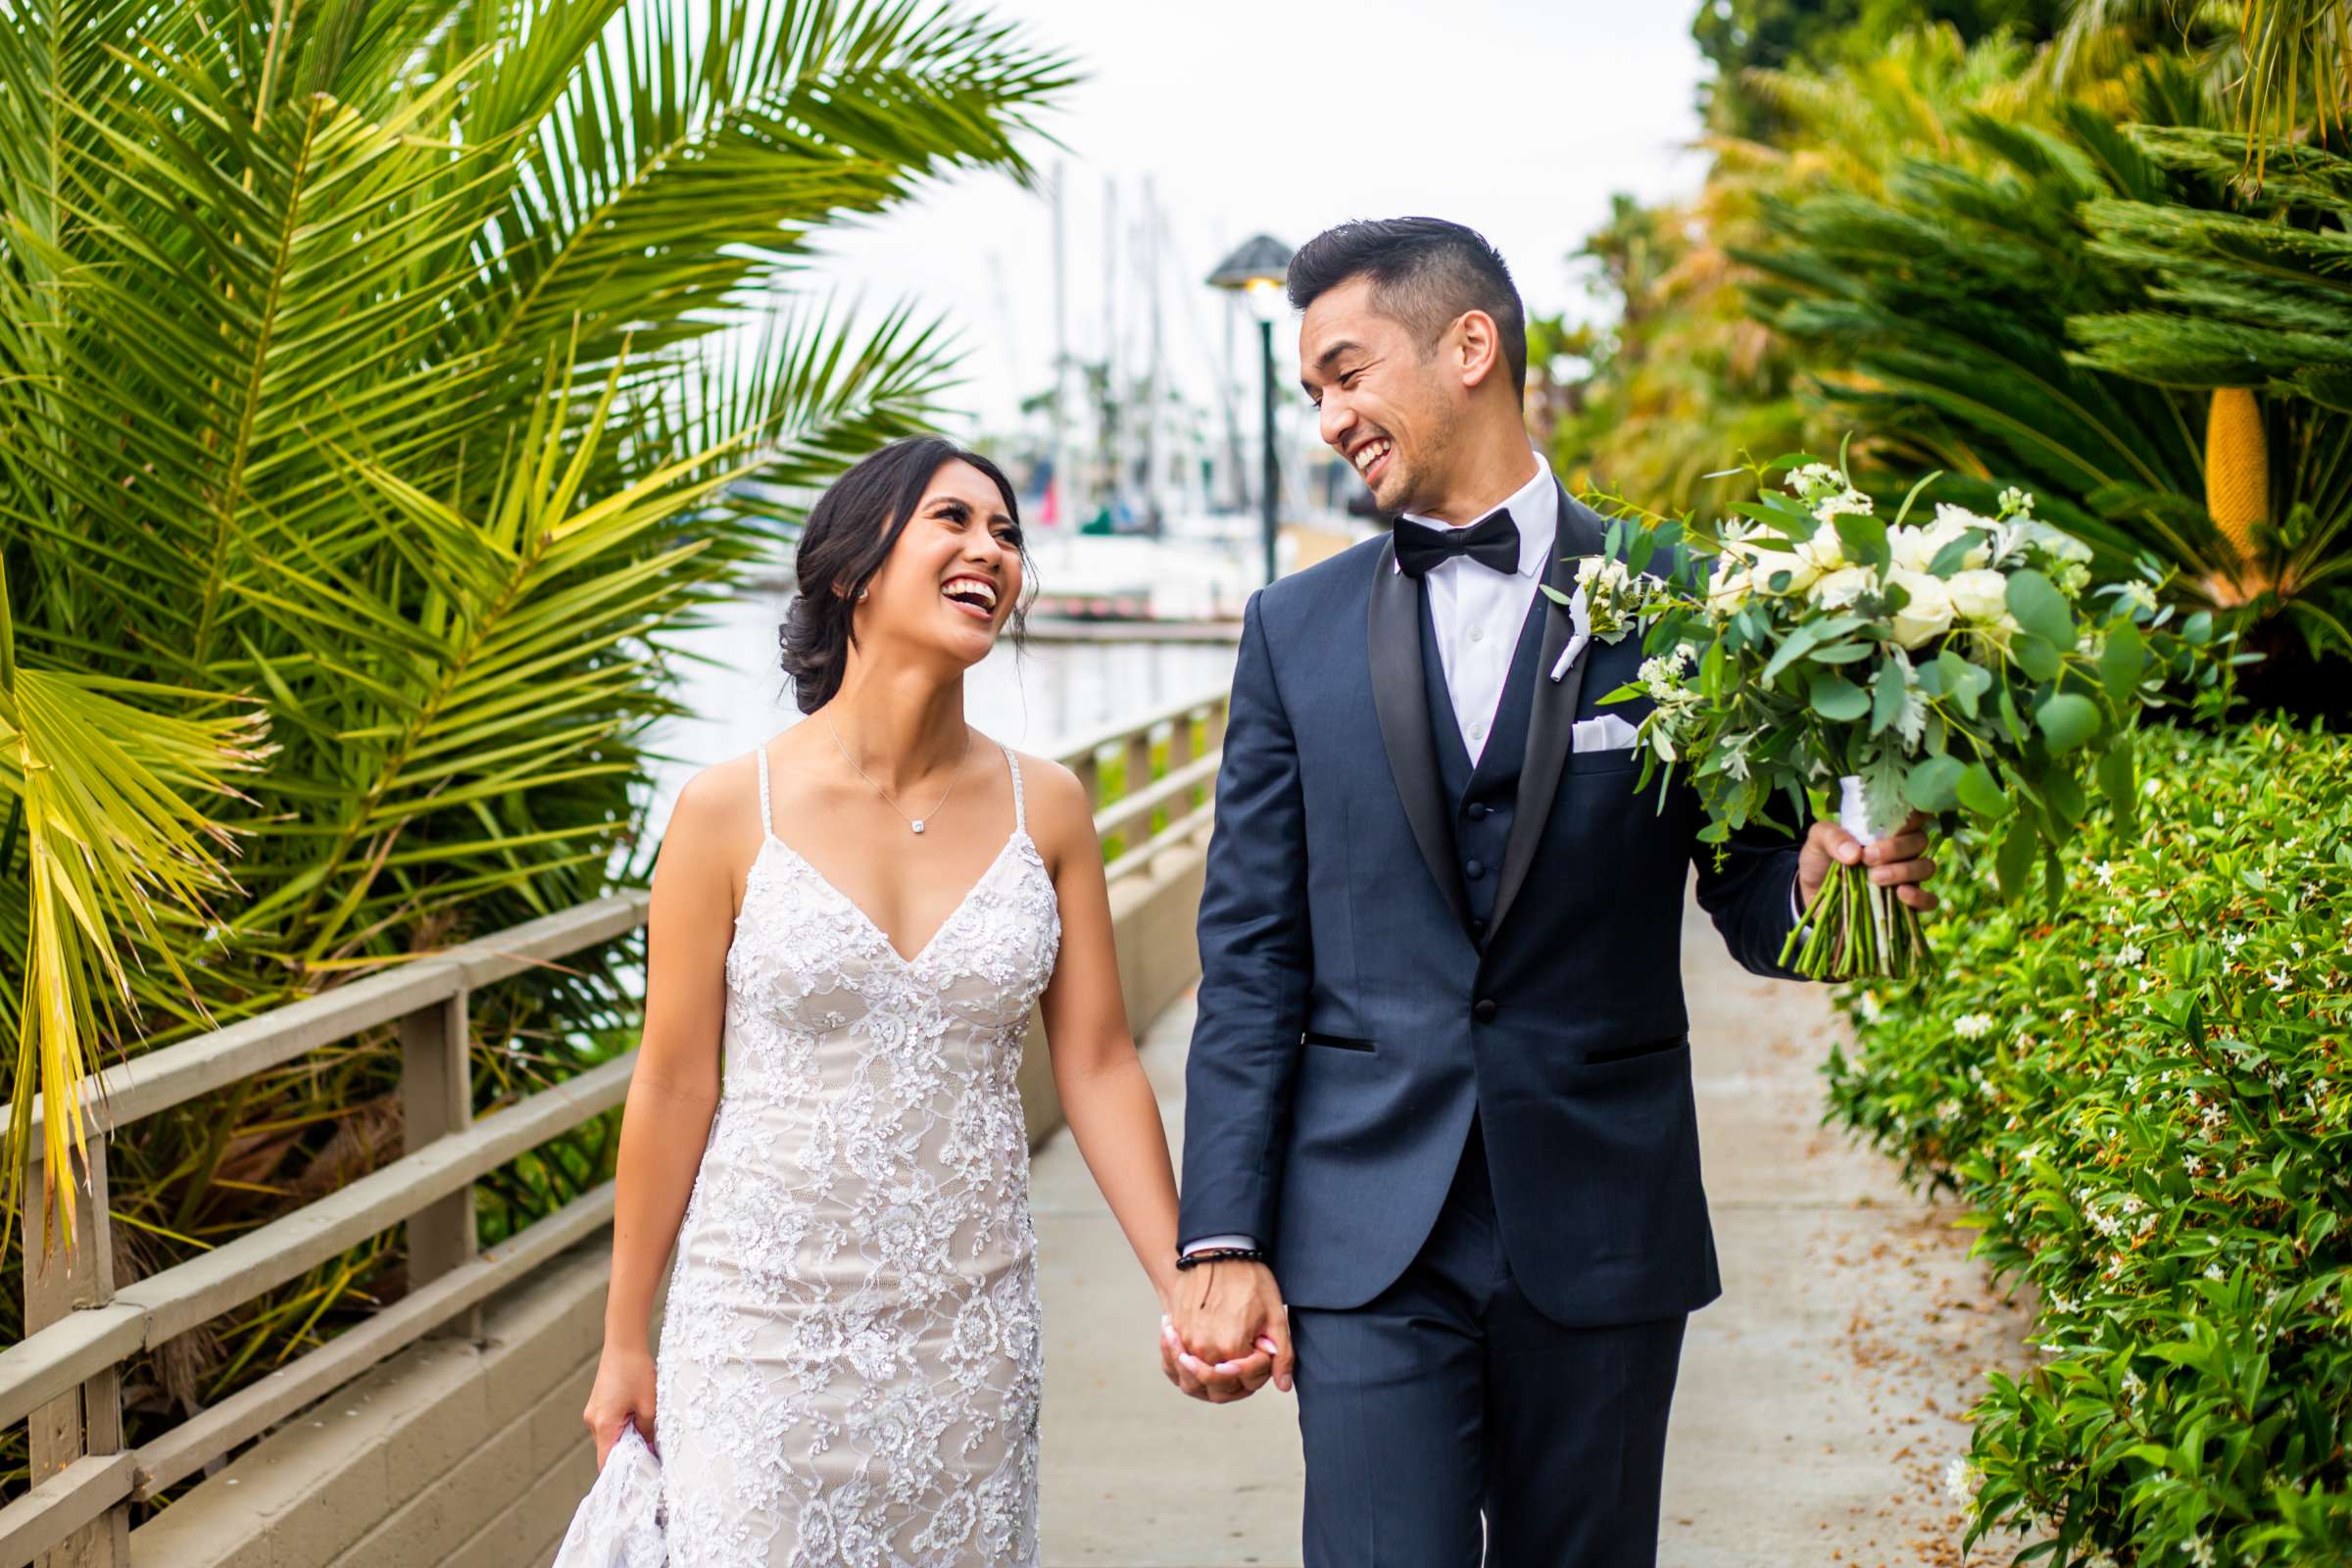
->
[1416,579,1549,943]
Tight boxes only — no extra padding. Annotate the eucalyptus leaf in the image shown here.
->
[1905,755,1966,812]
[2036,693,2101,754]
[1926,531,1980,578]
[2099,619,2145,705]
[2098,737,2137,833]
[1809,671,1872,721]
[1870,659,1908,736]
[1957,761,2010,818]
[2005,570,2074,649]
[2044,767,2086,826]
[1994,816,2037,901]
[1835,509,1890,571]
[2012,632,2063,683]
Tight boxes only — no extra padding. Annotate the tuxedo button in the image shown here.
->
[1474,999,1499,1023]
[1469,624,1486,643]
[1464,858,1486,879]
[1467,804,1492,820]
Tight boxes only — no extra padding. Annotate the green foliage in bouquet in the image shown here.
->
[1824,722,2352,1565]
[1585,449,2230,979]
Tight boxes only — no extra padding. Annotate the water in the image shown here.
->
[642,585,1237,837]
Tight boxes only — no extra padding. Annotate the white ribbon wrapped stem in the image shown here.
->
[1837,773,1897,955]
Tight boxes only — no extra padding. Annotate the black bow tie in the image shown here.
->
[1393,508,1520,580]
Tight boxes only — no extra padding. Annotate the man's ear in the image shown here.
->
[1450,309,1503,393]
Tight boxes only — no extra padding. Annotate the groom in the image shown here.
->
[1163,218,1939,1565]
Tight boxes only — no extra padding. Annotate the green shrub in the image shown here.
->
[1826,721,2352,1565]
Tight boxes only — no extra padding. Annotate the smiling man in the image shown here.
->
[1160,218,1939,1566]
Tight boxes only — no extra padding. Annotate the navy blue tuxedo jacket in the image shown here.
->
[1178,489,1811,1328]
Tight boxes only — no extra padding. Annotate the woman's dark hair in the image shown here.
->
[778,436,1027,713]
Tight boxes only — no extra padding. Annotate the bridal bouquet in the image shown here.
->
[1578,451,2212,980]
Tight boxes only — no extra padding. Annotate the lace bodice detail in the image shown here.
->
[649,740,1062,1567]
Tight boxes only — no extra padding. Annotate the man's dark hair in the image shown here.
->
[1286,218,1527,396]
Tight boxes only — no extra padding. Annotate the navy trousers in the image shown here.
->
[1290,1122,1688,1567]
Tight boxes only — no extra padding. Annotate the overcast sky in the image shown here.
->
[808,0,1713,437]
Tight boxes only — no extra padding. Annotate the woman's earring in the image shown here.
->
[857,587,869,602]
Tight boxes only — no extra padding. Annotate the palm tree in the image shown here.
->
[2036,0,2351,178]
[1741,56,2351,715]
[0,0,1071,1503]
[1557,24,2042,513]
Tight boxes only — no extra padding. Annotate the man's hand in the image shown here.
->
[1798,808,1939,912]
[1162,1259,1294,1402]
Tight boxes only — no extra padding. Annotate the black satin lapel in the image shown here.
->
[1489,487,1610,940]
[1367,542,1470,933]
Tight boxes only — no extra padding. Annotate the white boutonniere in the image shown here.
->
[1545,556,1653,681]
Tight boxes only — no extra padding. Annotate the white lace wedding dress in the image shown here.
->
[564,741,1061,1567]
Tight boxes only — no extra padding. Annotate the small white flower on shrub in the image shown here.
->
[1953,1012,1994,1040]
[1942,1455,1981,1502]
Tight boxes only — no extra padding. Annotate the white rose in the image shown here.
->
[1928,517,1991,570]
[1944,568,2010,623]
[1796,525,1846,575]
[1887,524,1937,574]
[1576,555,1624,594]
[1808,564,1880,610]
[1891,516,1990,575]
[1886,567,1955,649]
[1706,557,1752,612]
[1749,543,1817,597]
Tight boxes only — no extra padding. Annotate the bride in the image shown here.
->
[572,437,1217,1565]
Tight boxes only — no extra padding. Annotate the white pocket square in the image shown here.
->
[1570,713,1641,754]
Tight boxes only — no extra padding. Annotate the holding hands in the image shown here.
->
[1160,1257,1293,1404]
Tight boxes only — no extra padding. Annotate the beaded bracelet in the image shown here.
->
[1173,1247,1267,1272]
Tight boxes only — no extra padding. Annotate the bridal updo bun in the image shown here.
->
[779,437,1026,713]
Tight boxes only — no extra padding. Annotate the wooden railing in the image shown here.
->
[0,688,1228,1568]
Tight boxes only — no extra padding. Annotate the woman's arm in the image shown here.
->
[1030,759,1184,1309]
[583,764,735,1462]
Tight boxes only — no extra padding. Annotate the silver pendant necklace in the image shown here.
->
[822,711,970,835]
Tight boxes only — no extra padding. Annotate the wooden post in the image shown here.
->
[25,1134,131,1568]
[400,991,478,1339]
[1070,753,1102,815]
[1202,698,1229,761]
[1123,730,1154,805]
[1165,710,1197,773]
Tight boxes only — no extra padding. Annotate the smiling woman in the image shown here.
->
[779,437,1032,714]
[568,435,1190,1566]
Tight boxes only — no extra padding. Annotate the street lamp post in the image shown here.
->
[1207,234,1294,589]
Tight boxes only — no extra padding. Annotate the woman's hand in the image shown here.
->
[1164,1259,1292,1400]
[582,1342,659,1468]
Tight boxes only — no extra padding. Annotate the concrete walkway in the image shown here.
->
[1032,885,2033,1566]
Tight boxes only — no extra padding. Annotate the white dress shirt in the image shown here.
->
[1396,454,1557,765]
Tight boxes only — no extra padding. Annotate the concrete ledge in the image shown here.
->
[1020,831,1206,1148]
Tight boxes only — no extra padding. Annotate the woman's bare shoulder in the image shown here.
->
[1004,748,1093,853]
[662,745,772,856]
